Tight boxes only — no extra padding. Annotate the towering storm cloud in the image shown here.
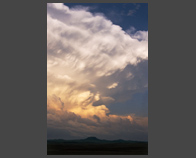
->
[47,3,148,141]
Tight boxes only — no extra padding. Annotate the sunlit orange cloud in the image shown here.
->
[47,90,135,125]
[47,89,148,141]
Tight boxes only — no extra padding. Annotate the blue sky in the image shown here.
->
[64,3,148,31]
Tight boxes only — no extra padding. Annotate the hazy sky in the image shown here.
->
[47,3,148,141]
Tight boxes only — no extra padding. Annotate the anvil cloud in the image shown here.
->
[47,3,148,141]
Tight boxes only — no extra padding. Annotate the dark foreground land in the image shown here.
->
[47,137,148,155]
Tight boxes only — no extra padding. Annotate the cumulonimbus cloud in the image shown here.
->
[47,3,148,141]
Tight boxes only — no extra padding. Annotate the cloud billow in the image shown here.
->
[47,3,148,141]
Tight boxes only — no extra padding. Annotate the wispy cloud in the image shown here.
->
[127,4,140,16]
[126,26,148,41]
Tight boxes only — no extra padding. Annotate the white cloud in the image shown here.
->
[131,31,148,41]
[126,26,148,41]
[47,3,148,101]
[47,3,148,140]
[47,3,148,79]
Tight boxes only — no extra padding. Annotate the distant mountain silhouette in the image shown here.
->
[48,137,148,155]
[47,137,147,143]
[84,137,100,141]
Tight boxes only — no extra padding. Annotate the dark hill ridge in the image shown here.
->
[47,136,148,155]
[84,137,100,141]
[48,137,147,143]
